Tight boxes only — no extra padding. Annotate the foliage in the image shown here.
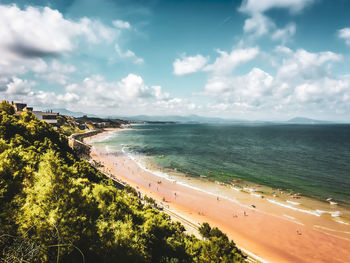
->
[0,101,246,262]
[57,115,85,136]
[143,195,156,205]
[0,101,15,115]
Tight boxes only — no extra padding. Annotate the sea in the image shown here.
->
[95,123,350,210]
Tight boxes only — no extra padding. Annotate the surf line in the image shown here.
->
[313,225,350,235]
[122,146,343,220]
[266,198,343,217]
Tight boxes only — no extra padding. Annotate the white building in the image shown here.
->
[11,102,59,125]
[33,111,59,125]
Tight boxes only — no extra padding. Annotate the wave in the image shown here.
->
[286,200,300,205]
[266,199,340,217]
[266,198,322,216]
[315,210,342,217]
[250,193,262,198]
[97,131,119,143]
[122,146,344,220]
[335,220,350,225]
[104,145,119,154]
[122,146,176,182]
[244,187,257,192]
[231,186,242,192]
[121,147,254,208]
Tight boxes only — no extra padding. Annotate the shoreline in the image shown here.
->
[131,154,350,221]
[84,128,350,263]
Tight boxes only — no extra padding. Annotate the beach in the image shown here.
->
[85,128,350,263]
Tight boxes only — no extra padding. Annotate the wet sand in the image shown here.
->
[85,129,350,263]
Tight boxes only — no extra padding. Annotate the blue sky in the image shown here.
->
[1,0,350,121]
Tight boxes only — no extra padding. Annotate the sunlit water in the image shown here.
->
[95,123,350,209]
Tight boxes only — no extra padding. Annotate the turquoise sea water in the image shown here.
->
[99,123,350,207]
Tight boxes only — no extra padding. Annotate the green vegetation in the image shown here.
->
[57,115,85,136]
[0,101,246,262]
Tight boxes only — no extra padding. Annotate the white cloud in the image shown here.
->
[0,5,115,58]
[243,13,274,37]
[243,14,296,43]
[0,77,10,91]
[239,0,313,42]
[57,92,80,103]
[277,49,342,82]
[201,48,349,118]
[338,28,350,46]
[51,60,76,74]
[206,103,231,111]
[37,60,77,85]
[272,23,296,43]
[205,68,274,106]
[275,45,293,55]
[0,4,118,86]
[0,56,48,78]
[115,44,144,64]
[154,98,197,112]
[173,54,209,75]
[117,74,153,99]
[153,86,170,100]
[54,74,169,110]
[204,75,231,93]
[9,73,199,116]
[204,47,259,75]
[113,20,131,29]
[0,73,175,115]
[6,77,35,95]
[239,0,315,14]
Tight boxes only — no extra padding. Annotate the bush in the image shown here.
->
[0,101,246,262]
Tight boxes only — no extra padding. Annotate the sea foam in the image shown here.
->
[122,146,343,220]
[266,198,322,216]
[286,200,300,205]
[122,148,251,208]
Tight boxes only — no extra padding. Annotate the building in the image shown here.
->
[13,102,28,112]
[33,111,59,125]
[11,102,59,126]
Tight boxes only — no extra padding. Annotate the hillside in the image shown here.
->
[0,101,246,263]
[53,108,98,118]
[112,114,246,123]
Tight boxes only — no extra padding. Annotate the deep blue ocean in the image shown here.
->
[101,123,350,207]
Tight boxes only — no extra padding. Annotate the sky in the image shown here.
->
[1,0,350,121]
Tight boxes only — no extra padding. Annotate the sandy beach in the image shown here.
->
[85,129,350,263]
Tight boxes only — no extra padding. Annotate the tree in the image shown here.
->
[198,223,211,239]
[0,101,15,115]
[0,108,247,262]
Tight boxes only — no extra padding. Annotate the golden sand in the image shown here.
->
[85,129,350,263]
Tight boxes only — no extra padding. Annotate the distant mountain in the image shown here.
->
[53,108,98,118]
[108,114,249,123]
[287,117,332,124]
[52,110,335,124]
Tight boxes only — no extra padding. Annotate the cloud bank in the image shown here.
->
[173,54,209,75]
